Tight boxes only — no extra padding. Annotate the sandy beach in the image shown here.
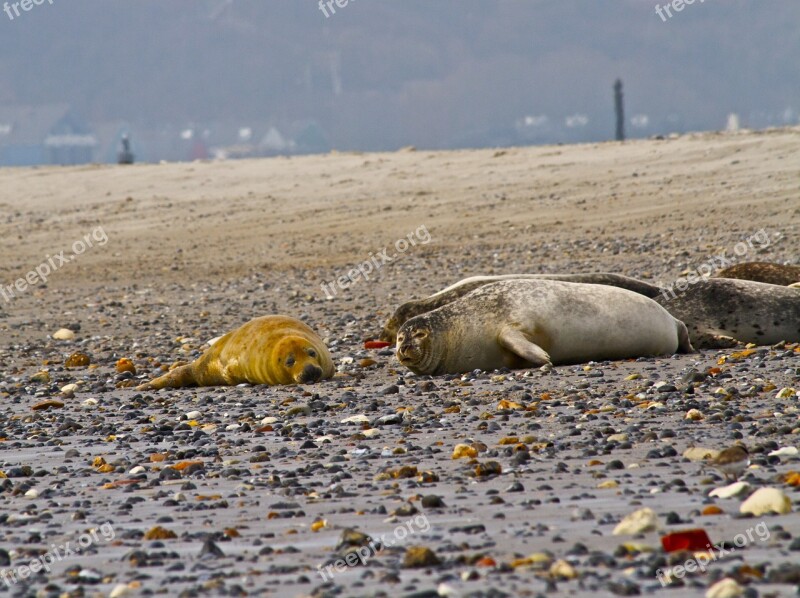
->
[0,128,799,597]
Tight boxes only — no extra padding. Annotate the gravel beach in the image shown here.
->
[0,129,799,598]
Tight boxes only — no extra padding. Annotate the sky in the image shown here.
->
[0,0,798,156]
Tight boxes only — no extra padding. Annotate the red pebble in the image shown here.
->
[661,529,713,553]
[364,340,391,349]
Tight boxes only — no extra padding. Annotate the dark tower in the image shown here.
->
[614,79,625,141]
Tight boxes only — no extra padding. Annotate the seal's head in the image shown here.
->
[274,336,327,384]
[395,321,440,375]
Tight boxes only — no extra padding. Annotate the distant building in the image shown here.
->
[0,104,97,167]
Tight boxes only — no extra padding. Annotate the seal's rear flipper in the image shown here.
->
[136,364,197,391]
[676,320,695,353]
[499,328,552,367]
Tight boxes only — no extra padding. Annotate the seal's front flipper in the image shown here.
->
[499,328,552,366]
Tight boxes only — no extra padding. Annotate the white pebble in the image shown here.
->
[52,328,75,340]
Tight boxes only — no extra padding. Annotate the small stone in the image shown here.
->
[740,487,792,516]
[598,480,619,489]
[144,526,178,540]
[768,446,798,457]
[65,352,90,368]
[607,433,628,443]
[53,328,75,340]
[32,399,65,411]
[474,461,502,478]
[377,413,402,425]
[199,537,225,558]
[336,529,373,550]
[452,444,478,459]
[706,577,744,598]
[421,495,446,509]
[115,358,137,374]
[549,559,578,579]
[341,414,370,424]
[776,387,797,399]
[109,584,133,598]
[185,410,202,420]
[402,546,441,568]
[359,358,377,368]
[709,481,750,499]
[685,409,704,421]
[683,447,719,462]
[612,508,659,536]
[30,371,51,384]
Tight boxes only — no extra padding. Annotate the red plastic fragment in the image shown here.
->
[364,340,391,349]
[661,529,713,553]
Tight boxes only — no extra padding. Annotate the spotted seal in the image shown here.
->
[655,279,800,348]
[395,279,692,375]
[381,273,663,342]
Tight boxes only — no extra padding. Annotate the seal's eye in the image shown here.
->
[413,330,428,340]
[285,355,296,367]
[307,349,317,358]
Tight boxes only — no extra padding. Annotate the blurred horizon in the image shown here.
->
[0,0,798,164]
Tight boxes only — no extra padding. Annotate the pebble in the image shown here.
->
[683,447,719,462]
[740,487,792,515]
[403,546,441,568]
[709,481,750,499]
[549,559,578,579]
[685,408,704,421]
[612,508,659,535]
[706,578,744,598]
[52,328,75,340]
[768,446,798,457]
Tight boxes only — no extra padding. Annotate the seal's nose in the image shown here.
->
[298,364,322,384]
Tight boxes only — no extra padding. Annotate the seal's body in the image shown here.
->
[381,273,663,342]
[395,279,692,375]
[656,279,800,348]
[715,262,800,286]
[137,315,334,390]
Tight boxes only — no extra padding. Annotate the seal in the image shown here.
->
[655,278,800,348]
[137,315,334,390]
[381,273,663,342]
[715,262,800,286]
[395,279,692,375]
